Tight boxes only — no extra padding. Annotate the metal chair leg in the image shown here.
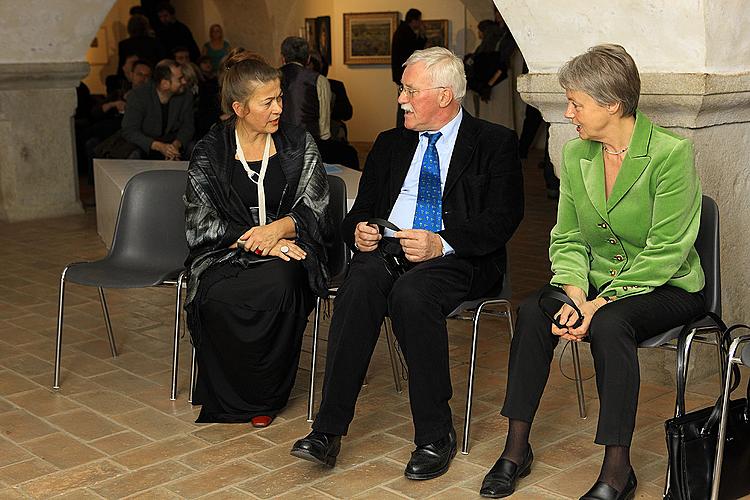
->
[462,302,486,455]
[307,296,322,422]
[170,272,185,401]
[571,342,587,419]
[188,346,197,403]
[383,318,403,393]
[53,268,68,390]
[502,301,515,339]
[97,287,118,357]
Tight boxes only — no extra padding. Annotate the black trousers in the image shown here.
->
[313,250,501,445]
[501,284,705,446]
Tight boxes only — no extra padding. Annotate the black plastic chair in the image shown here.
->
[711,331,750,499]
[570,195,724,419]
[53,169,189,400]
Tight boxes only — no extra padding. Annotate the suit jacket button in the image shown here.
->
[609,269,617,276]
[608,238,617,244]
[614,254,624,261]
[623,286,629,291]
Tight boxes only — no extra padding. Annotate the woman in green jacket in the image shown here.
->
[480,45,705,500]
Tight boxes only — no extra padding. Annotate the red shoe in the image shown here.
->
[251,415,274,428]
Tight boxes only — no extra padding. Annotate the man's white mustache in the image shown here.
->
[401,104,414,113]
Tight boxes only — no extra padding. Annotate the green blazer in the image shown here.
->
[549,111,705,300]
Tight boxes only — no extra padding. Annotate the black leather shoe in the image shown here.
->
[579,468,637,500]
[480,446,533,498]
[404,428,457,480]
[289,430,341,467]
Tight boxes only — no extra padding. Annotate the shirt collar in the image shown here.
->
[422,108,463,143]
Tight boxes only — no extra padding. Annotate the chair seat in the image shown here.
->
[637,316,721,348]
[449,293,512,318]
[66,260,184,288]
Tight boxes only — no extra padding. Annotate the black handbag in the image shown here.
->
[665,319,750,500]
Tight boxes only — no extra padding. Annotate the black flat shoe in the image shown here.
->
[579,469,637,500]
[480,446,533,498]
[289,430,341,468]
[404,428,457,480]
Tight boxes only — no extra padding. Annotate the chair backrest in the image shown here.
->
[326,174,350,283]
[696,195,721,316]
[108,170,189,272]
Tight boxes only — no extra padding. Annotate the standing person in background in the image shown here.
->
[279,37,331,143]
[391,8,426,128]
[155,2,200,62]
[202,24,231,72]
[465,16,516,129]
[118,14,165,73]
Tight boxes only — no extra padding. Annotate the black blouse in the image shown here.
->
[230,154,286,220]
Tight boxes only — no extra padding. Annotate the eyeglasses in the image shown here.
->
[398,84,447,99]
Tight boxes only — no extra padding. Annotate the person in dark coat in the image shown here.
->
[155,2,200,62]
[391,8,427,127]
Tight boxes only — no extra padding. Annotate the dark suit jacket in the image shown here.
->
[121,81,194,153]
[342,110,524,278]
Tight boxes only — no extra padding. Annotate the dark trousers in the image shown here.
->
[501,284,705,446]
[313,251,501,445]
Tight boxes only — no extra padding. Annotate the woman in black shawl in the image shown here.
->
[184,52,331,427]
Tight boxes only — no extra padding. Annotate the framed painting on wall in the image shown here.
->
[315,16,332,66]
[422,20,449,49]
[305,18,318,51]
[343,12,399,65]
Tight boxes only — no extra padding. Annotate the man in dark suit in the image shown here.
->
[121,59,194,160]
[392,8,427,127]
[291,47,524,480]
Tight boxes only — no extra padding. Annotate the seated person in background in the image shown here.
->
[307,50,359,170]
[290,47,523,479]
[184,51,331,428]
[195,55,221,139]
[279,37,331,143]
[479,44,705,499]
[121,59,194,160]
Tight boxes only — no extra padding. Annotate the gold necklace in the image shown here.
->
[602,144,628,155]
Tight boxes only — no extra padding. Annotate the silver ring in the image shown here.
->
[280,245,290,254]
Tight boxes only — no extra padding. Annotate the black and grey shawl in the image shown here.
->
[183,119,331,344]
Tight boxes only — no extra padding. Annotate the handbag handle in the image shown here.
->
[537,287,584,330]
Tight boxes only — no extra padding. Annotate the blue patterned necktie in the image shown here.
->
[412,132,443,232]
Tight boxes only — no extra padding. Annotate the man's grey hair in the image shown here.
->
[404,47,466,103]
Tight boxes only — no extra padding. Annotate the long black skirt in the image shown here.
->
[192,258,314,423]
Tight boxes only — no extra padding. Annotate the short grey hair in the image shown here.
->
[558,44,640,117]
[404,47,466,103]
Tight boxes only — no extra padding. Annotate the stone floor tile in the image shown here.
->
[0,410,57,443]
[91,460,192,498]
[68,389,145,415]
[385,460,486,498]
[46,408,126,441]
[0,458,59,485]
[164,460,264,498]
[6,387,81,417]
[179,433,270,470]
[20,460,125,498]
[352,487,410,499]
[114,434,208,469]
[23,432,104,469]
[236,461,335,499]
[0,370,39,395]
[111,407,195,440]
[311,459,405,498]
[89,431,153,456]
[0,437,33,468]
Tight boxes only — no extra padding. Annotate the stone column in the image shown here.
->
[0,63,89,221]
[497,0,750,383]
